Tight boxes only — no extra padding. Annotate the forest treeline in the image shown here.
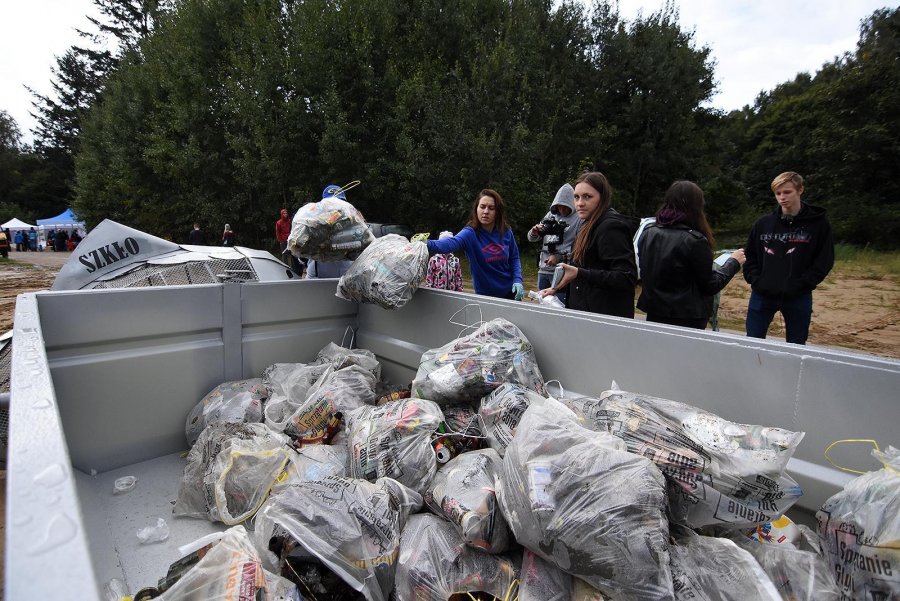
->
[1,0,898,248]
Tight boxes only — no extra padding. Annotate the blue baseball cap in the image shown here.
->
[322,184,346,200]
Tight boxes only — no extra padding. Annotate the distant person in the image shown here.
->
[27,228,37,251]
[425,231,463,291]
[541,171,637,318]
[222,224,236,247]
[426,188,524,300]
[637,181,746,329]
[70,230,83,247]
[55,230,69,252]
[48,229,57,251]
[188,223,205,245]
[276,208,291,254]
[14,231,23,252]
[527,183,580,304]
[743,171,834,345]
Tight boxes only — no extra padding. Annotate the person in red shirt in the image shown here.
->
[275,208,291,253]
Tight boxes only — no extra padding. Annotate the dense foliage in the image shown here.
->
[2,1,898,249]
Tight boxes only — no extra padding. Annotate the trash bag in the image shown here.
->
[345,398,443,495]
[287,197,375,262]
[185,378,267,446]
[272,443,350,494]
[156,525,299,601]
[411,318,545,404]
[478,383,545,457]
[394,513,519,601]
[336,235,429,309]
[283,365,377,445]
[669,530,781,600]
[562,389,805,528]
[816,445,900,600]
[518,549,573,601]
[497,397,674,601]
[315,342,382,380]
[254,476,422,601]
[432,403,484,463]
[174,423,290,524]
[262,363,333,432]
[728,532,841,601]
[423,448,511,554]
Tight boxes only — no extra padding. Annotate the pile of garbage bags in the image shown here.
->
[131,324,892,601]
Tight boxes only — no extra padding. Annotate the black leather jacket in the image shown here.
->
[637,223,740,319]
[568,208,638,318]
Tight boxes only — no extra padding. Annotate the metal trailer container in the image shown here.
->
[6,280,899,599]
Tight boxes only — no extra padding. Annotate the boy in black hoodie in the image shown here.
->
[743,172,834,344]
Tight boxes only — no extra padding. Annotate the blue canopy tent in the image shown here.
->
[37,209,85,229]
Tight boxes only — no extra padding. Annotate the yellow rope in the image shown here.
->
[824,439,898,475]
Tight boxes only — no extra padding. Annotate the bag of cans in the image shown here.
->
[336,235,429,309]
[287,197,374,262]
[185,378,267,447]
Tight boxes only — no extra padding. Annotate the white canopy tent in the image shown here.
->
[1,218,36,232]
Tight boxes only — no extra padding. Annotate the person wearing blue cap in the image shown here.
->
[427,188,524,300]
[305,183,355,279]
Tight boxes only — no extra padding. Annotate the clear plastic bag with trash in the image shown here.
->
[816,445,900,600]
[518,549,573,601]
[527,290,565,308]
[726,528,841,601]
[561,388,805,528]
[154,525,299,600]
[423,448,511,554]
[286,197,375,262]
[174,422,290,524]
[283,364,377,445]
[345,397,443,495]
[411,318,546,404]
[394,513,519,601]
[314,341,382,380]
[136,517,170,544]
[262,363,333,433]
[478,383,546,457]
[272,443,350,494]
[254,476,422,601]
[185,378,268,447]
[497,396,674,601]
[336,234,430,309]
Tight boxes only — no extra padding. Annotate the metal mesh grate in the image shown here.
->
[93,258,259,289]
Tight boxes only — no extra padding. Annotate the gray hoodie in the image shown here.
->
[527,183,581,275]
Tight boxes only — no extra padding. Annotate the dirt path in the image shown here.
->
[0,252,67,332]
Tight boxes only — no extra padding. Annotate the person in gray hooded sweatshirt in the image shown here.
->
[527,183,581,303]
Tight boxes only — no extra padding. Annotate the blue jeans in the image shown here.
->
[538,272,567,305]
[746,291,813,345]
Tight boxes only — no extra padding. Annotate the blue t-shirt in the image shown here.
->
[427,226,522,298]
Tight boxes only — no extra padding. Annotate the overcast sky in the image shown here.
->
[0,0,890,145]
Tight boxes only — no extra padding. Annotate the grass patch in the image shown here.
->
[833,244,900,278]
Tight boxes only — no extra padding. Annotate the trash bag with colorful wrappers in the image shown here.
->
[314,342,381,380]
[336,234,429,309]
[816,445,900,601]
[411,318,545,405]
[560,389,805,528]
[497,396,674,601]
[254,476,421,601]
[423,448,511,554]
[283,365,377,446]
[185,378,267,447]
[287,197,374,262]
[394,513,519,601]
[345,397,443,495]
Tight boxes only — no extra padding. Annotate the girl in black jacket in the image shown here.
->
[542,171,638,318]
[637,181,745,329]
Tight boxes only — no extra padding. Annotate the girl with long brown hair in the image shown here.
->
[542,171,637,317]
[637,180,745,329]
[427,188,524,300]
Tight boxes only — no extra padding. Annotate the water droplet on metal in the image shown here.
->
[33,463,67,488]
[26,513,78,556]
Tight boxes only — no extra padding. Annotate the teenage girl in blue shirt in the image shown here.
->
[427,189,525,300]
